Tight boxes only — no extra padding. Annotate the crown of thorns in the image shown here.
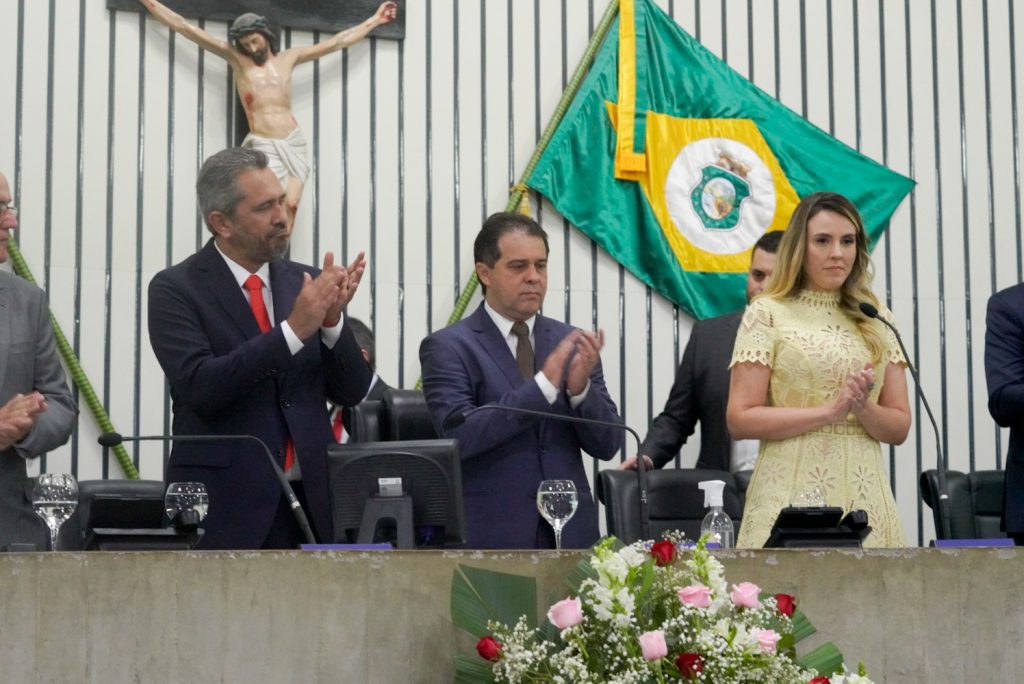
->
[229,14,280,55]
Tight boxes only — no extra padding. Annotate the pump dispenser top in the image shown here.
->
[698,480,726,508]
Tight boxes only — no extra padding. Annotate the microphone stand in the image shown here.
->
[98,432,317,545]
[444,404,650,540]
[859,303,952,540]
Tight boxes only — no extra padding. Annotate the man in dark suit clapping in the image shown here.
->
[148,147,372,549]
[420,213,624,549]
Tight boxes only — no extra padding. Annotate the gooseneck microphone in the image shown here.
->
[859,302,952,539]
[97,431,317,545]
[443,404,650,540]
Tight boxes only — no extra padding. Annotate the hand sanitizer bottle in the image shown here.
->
[698,480,734,548]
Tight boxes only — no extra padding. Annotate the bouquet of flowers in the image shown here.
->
[452,535,873,683]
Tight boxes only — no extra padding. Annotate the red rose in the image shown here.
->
[476,635,502,662]
[675,652,704,679]
[774,593,797,617]
[650,540,675,566]
[807,677,830,684]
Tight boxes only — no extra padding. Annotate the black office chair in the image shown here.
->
[596,469,742,544]
[349,400,385,442]
[57,479,167,550]
[920,469,1007,540]
[382,389,439,441]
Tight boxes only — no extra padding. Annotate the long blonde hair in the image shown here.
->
[760,192,887,362]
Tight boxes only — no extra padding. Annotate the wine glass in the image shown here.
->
[536,479,578,550]
[32,473,78,552]
[164,482,209,528]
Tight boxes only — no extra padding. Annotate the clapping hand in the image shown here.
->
[0,392,47,450]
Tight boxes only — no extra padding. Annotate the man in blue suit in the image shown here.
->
[985,283,1024,544]
[420,212,623,549]
[148,147,371,549]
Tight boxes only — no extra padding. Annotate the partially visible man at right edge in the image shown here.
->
[985,283,1024,545]
[0,172,77,550]
[619,231,782,495]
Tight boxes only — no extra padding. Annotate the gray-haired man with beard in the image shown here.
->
[147,147,372,549]
[137,0,397,224]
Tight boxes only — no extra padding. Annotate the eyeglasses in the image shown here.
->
[0,202,16,215]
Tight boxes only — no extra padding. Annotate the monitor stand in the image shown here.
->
[357,495,414,549]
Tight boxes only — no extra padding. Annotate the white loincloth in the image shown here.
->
[241,127,311,187]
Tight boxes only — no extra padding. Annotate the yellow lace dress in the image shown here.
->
[730,289,907,548]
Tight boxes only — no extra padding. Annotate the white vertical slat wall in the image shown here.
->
[2,0,1021,546]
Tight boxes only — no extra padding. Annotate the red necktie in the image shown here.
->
[244,275,272,332]
[332,407,349,444]
[244,274,295,471]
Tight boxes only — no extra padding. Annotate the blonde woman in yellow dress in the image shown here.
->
[726,192,910,548]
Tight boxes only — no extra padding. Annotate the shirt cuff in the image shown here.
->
[320,313,345,349]
[281,320,304,355]
[567,380,591,409]
[534,371,559,405]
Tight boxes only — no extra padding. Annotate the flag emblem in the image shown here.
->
[691,163,750,231]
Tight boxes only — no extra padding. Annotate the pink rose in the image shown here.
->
[752,628,781,654]
[638,630,668,661]
[547,596,584,629]
[731,581,761,608]
[677,584,712,608]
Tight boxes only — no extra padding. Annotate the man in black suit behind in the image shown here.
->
[620,231,782,493]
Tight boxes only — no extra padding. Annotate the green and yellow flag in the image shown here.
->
[528,0,914,319]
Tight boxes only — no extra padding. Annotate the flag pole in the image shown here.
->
[6,238,140,479]
[442,0,621,328]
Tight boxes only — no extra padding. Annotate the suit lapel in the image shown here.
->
[268,260,302,328]
[532,314,560,380]
[195,240,263,339]
[470,305,524,388]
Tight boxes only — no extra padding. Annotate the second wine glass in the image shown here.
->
[536,479,578,550]
[32,473,78,552]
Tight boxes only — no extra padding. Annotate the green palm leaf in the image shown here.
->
[797,641,845,677]
[454,655,497,683]
[451,564,537,637]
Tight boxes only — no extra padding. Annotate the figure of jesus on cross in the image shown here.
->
[139,0,398,227]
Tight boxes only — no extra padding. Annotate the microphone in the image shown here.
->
[859,302,952,539]
[443,405,650,540]
[97,431,317,545]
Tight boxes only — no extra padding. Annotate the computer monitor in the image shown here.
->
[326,439,465,549]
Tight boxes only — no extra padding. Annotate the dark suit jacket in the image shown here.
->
[0,272,76,549]
[364,375,392,402]
[148,240,371,549]
[985,284,1024,532]
[640,310,742,471]
[419,304,624,549]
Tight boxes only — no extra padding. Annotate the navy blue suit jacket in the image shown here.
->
[985,283,1024,533]
[419,304,624,549]
[148,240,371,549]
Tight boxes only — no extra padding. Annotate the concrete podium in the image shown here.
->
[0,547,1021,682]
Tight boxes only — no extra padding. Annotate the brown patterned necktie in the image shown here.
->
[511,321,534,380]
